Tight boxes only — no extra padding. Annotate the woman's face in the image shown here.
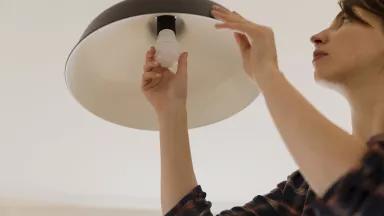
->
[310,7,384,85]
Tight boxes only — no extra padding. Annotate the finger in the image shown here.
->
[211,4,245,20]
[142,73,162,88]
[145,46,156,63]
[143,61,160,72]
[233,11,246,20]
[212,4,231,13]
[176,52,188,76]
[234,32,251,51]
[142,74,162,90]
[215,21,250,33]
[143,71,162,81]
[142,79,160,91]
[211,10,244,23]
[143,78,161,91]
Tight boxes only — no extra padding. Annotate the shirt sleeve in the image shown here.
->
[164,170,311,216]
[308,134,384,216]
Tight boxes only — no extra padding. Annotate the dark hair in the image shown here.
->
[338,0,384,30]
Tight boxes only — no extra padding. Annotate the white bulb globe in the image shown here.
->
[154,29,180,68]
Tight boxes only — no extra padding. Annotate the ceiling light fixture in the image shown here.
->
[64,0,260,131]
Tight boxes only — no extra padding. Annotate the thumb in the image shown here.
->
[176,52,188,76]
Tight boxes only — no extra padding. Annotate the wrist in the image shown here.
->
[156,103,187,118]
[253,67,283,93]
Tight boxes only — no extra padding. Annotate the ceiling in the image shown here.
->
[0,0,351,214]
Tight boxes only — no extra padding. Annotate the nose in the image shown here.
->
[310,30,328,46]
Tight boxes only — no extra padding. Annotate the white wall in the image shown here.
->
[0,0,350,212]
[0,204,160,216]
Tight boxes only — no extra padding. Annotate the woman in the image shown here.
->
[141,0,384,215]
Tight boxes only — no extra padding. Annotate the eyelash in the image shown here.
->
[341,15,351,23]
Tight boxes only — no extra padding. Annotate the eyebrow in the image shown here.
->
[335,11,344,20]
[334,11,345,23]
[330,11,344,26]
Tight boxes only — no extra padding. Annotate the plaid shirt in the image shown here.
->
[165,133,384,216]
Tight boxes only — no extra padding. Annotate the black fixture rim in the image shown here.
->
[64,0,228,86]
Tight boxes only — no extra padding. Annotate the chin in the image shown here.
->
[314,68,348,92]
[313,68,322,82]
[314,67,333,83]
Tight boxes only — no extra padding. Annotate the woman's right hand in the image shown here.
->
[141,46,189,114]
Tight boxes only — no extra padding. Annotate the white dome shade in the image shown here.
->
[64,0,261,131]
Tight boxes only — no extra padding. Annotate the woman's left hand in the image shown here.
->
[211,5,280,86]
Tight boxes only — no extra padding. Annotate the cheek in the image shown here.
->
[338,46,379,75]
[336,30,381,70]
[324,35,367,77]
[335,52,360,71]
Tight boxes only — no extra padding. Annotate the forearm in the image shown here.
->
[257,70,367,197]
[156,106,198,215]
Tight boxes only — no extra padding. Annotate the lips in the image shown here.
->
[313,50,329,62]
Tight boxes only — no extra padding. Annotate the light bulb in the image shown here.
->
[154,29,180,68]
